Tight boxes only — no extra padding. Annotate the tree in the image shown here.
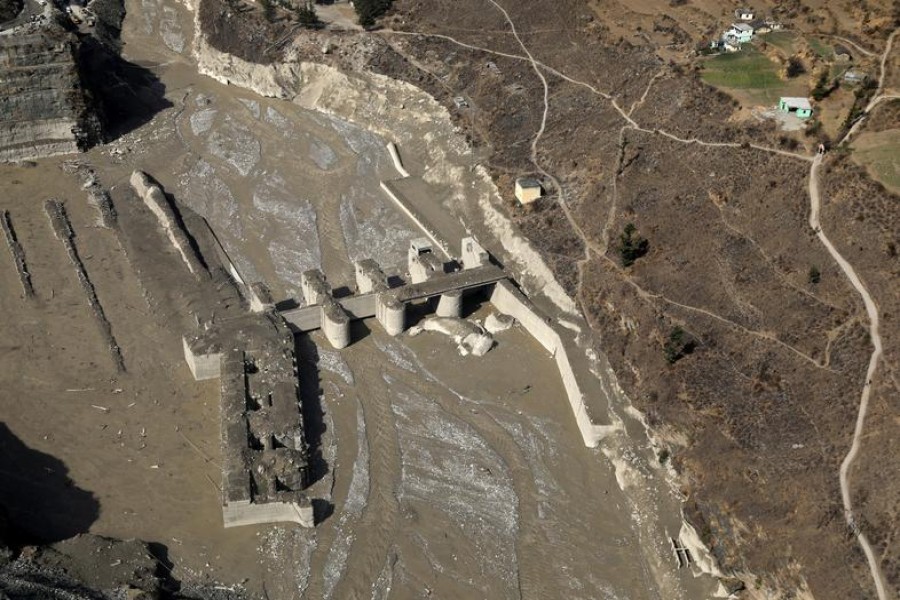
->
[808,265,821,284]
[811,71,834,101]
[353,0,391,28]
[294,1,319,28]
[618,223,649,267]
[260,0,275,22]
[664,326,696,364]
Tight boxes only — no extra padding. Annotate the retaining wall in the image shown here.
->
[490,279,612,447]
[386,142,410,178]
[130,170,206,278]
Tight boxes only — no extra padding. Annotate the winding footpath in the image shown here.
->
[808,155,888,600]
[840,29,897,145]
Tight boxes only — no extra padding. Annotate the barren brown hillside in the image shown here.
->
[372,1,900,596]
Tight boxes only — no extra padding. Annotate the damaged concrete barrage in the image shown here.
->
[281,236,613,448]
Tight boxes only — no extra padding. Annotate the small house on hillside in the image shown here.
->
[833,44,853,62]
[514,177,542,205]
[726,22,754,43]
[749,19,771,34]
[722,36,742,52]
[734,8,755,20]
[843,69,867,84]
[778,97,813,119]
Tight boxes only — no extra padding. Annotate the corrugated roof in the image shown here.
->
[781,97,812,110]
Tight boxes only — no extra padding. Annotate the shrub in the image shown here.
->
[785,56,805,78]
[618,223,649,267]
[808,265,821,284]
[664,326,696,364]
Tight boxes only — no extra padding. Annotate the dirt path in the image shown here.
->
[808,154,888,600]
[840,29,898,145]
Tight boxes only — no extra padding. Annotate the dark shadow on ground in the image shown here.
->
[294,335,328,487]
[78,37,173,142]
[349,318,372,344]
[0,423,99,545]
[275,298,301,311]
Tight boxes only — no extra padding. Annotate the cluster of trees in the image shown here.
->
[663,326,696,364]
[353,0,391,28]
[617,223,649,267]
[259,0,320,28]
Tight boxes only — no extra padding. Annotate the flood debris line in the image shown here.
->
[62,161,118,229]
[129,170,208,278]
[43,199,126,372]
[1,210,34,298]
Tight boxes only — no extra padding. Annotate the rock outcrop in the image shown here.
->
[0,24,102,162]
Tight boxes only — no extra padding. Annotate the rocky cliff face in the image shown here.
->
[0,24,103,162]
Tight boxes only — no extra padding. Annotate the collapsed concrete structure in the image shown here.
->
[183,315,314,528]
[127,170,314,529]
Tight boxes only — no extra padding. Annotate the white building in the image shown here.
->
[514,177,542,205]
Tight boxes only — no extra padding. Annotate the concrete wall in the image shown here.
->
[386,142,410,178]
[490,279,611,447]
[220,350,251,505]
[223,498,314,528]
[130,171,206,278]
[183,336,222,380]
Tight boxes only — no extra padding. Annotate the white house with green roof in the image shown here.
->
[778,97,813,119]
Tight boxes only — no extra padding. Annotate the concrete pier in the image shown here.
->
[355,258,389,294]
[436,289,463,318]
[301,269,329,306]
[322,303,351,349]
[301,268,352,349]
[377,293,406,336]
[461,237,489,270]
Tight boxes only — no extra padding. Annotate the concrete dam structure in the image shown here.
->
[279,237,614,448]
[127,158,616,531]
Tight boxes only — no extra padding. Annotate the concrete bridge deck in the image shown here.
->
[280,263,507,332]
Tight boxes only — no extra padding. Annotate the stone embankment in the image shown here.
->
[1,209,34,298]
[44,198,125,371]
[130,170,208,278]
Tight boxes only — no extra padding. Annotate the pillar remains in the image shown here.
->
[436,289,463,318]
[377,293,406,336]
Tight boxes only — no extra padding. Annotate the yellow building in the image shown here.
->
[514,177,542,205]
